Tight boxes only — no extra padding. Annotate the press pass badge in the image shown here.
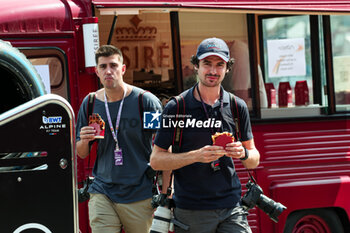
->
[114,148,123,166]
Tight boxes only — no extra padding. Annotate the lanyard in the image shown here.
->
[196,84,224,134]
[104,86,126,149]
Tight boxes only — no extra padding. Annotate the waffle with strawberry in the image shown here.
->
[89,113,105,139]
[212,132,234,149]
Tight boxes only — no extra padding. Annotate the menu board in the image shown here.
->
[267,38,306,77]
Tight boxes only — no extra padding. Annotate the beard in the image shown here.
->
[199,74,223,87]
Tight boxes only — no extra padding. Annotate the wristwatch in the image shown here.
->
[240,147,249,161]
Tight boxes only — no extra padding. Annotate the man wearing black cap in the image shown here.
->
[150,38,260,232]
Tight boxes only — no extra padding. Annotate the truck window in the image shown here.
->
[97,11,176,104]
[178,12,262,110]
[331,15,350,111]
[259,15,328,118]
[21,49,68,100]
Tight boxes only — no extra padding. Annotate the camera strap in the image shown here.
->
[156,95,185,197]
[138,90,153,133]
[138,90,164,194]
[229,93,256,184]
[172,95,185,154]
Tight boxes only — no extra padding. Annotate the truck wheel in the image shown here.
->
[284,209,344,233]
[0,40,45,114]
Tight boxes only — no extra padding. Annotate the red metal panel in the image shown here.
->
[252,119,350,233]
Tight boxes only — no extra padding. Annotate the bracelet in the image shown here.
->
[240,147,249,161]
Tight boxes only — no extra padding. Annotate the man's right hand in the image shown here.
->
[76,126,96,159]
[195,145,226,163]
[79,126,96,143]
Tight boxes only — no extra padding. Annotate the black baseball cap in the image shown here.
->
[196,38,230,62]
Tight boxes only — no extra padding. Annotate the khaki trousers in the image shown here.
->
[88,193,154,233]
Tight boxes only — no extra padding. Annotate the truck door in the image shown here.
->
[0,94,78,233]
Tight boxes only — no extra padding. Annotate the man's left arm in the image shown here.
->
[241,139,260,169]
[234,97,260,169]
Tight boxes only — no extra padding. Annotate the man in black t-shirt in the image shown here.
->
[151,38,260,233]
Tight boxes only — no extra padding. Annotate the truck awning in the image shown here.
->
[92,0,350,13]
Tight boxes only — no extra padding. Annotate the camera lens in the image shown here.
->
[256,194,286,223]
[241,181,286,223]
[149,206,172,233]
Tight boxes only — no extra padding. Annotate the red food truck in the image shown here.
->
[1,0,350,232]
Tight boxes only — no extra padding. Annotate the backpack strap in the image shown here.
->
[86,92,97,147]
[138,90,159,190]
[229,93,241,141]
[85,92,96,176]
[171,95,185,153]
[87,92,96,119]
[138,90,147,122]
[139,90,153,131]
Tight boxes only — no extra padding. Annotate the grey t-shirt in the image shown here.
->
[76,86,162,203]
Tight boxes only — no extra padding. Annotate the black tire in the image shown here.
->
[0,40,45,114]
[284,209,344,233]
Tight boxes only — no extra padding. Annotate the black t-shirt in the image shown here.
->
[154,85,253,210]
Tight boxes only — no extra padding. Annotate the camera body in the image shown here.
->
[241,180,286,223]
[151,193,168,209]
